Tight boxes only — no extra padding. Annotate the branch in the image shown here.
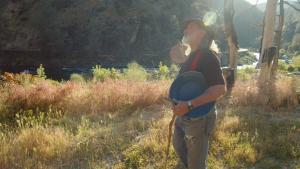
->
[284,1,300,12]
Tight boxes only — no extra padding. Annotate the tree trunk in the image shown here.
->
[224,0,239,88]
[258,0,278,83]
[271,0,284,77]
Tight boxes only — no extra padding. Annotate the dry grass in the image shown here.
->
[0,73,299,169]
[0,127,74,169]
[61,79,169,115]
[0,79,169,122]
[230,75,299,109]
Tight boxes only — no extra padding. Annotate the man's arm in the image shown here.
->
[172,85,226,116]
[173,52,226,116]
[191,84,226,107]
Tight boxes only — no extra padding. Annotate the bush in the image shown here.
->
[237,67,258,81]
[158,62,170,80]
[124,62,149,81]
[36,64,46,79]
[70,73,85,83]
[277,60,288,72]
[169,64,179,79]
[92,65,122,82]
[109,68,122,80]
[287,66,295,72]
[292,56,300,68]
[92,65,111,82]
[238,51,258,65]
[153,63,179,80]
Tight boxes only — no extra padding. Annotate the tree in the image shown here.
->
[258,0,278,83]
[224,0,239,79]
[217,0,240,92]
[271,0,284,77]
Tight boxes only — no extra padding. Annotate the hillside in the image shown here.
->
[0,0,279,69]
[257,1,300,50]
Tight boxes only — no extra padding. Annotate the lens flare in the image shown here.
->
[203,11,217,26]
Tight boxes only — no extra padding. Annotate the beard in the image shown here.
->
[181,35,192,56]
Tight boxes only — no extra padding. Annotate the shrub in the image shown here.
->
[92,66,122,82]
[124,62,148,81]
[70,73,85,83]
[109,68,122,80]
[169,64,179,79]
[237,67,258,81]
[158,62,170,80]
[153,63,179,80]
[36,64,46,79]
[1,73,38,86]
[287,66,295,72]
[238,51,258,65]
[92,65,111,82]
[277,60,288,72]
[292,56,300,68]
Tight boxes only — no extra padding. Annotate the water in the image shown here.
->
[237,52,259,69]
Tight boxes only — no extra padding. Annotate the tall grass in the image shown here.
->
[231,75,299,109]
[0,65,299,169]
[0,78,169,122]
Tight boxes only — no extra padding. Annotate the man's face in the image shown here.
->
[183,22,206,46]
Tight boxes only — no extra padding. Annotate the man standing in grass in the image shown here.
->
[169,18,226,169]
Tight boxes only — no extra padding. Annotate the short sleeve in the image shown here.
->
[200,53,225,86]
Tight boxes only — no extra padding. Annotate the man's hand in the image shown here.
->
[169,43,188,64]
[172,102,189,116]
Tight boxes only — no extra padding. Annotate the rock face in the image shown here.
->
[0,0,276,68]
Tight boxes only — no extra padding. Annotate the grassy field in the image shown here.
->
[0,65,300,169]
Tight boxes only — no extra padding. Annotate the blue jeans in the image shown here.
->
[173,110,217,169]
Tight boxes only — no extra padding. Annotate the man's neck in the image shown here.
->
[190,45,200,53]
[189,42,201,53]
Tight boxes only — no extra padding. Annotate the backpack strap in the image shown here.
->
[188,51,203,71]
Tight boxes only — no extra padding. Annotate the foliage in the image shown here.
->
[153,63,179,80]
[287,66,295,72]
[70,73,85,83]
[279,49,289,57]
[110,68,122,80]
[36,64,46,79]
[169,64,179,79]
[92,65,111,82]
[91,65,121,82]
[158,62,170,80]
[277,60,288,72]
[16,109,62,128]
[238,51,258,65]
[237,67,258,81]
[292,55,300,69]
[124,62,149,81]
